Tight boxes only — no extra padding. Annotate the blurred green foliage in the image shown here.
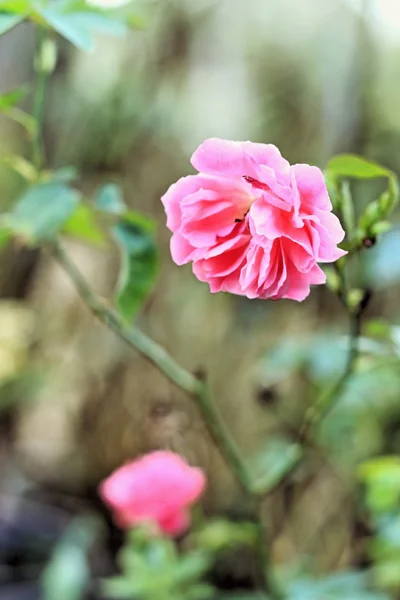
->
[105,528,213,600]
[2,2,400,600]
[286,571,390,600]
[359,457,400,592]
[42,515,103,600]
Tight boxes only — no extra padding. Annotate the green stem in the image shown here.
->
[193,380,253,492]
[51,241,253,494]
[332,260,348,307]
[300,306,361,440]
[32,26,49,169]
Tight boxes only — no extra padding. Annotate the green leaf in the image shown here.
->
[288,571,390,600]
[123,209,156,232]
[359,456,400,513]
[325,171,340,210]
[375,557,400,589]
[38,7,93,51]
[324,266,341,294]
[94,183,156,228]
[49,0,87,10]
[125,11,146,29]
[363,318,392,340]
[0,228,11,249]
[63,203,106,246]
[339,180,356,240]
[113,220,158,322]
[68,10,127,35]
[0,0,30,14]
[195,519,257,554]
[0,82,33,140]
[95,182,125,215]
[346,288,364,313]
[327,155,399,241]
[42,515,101,600]
[41,165,79,183]
[106,530,212,600]
[0,153,37,181]
[359,456,400,481]
[370,221,392,236]
[250,438,302,494]
[359,200,382,232]
[0,12,24,34]
[103,577,136,600]
[2,107,36,137]
[0,85,30,110]
[0,370,44,412]
[326,154,393,180]
[6,182,80,243]
[38,7,127,52]
[379,178,399,216]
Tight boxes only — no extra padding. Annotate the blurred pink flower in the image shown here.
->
[161,138,346,301]
[99,451,206,536]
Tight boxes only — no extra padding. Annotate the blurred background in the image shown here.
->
[2,0,400,598]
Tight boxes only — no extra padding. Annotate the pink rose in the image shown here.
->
[99,451,206,536]
[161,138,346,301]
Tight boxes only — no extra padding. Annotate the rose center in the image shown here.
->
[243,174,291,213]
